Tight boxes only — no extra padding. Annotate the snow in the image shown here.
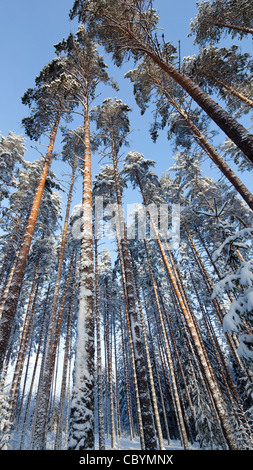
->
[223,308,241,334]
[94,434,200,451]
[237,334,253,361]
[212,228,253,263]
[239,263,253,287]
[41,432,200,451]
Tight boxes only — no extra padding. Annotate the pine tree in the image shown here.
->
[70,0,253,162]
[125,57,253,210]
[123,150,238,450]
[31,128,82,449]
[212,226,253,366]
[91,98,158,449]
[183,46,253,112]
[54,26,115,451]
[190,0,253,46]
[0,132,26,205]
[0,59,76,373]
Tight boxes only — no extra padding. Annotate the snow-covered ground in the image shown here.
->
[9,429,200,450]
[95,434,200,451]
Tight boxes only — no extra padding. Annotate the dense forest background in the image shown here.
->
[0,0,253,451]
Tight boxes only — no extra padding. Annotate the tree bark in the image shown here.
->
[31,156,77,449]
[132,264,166,450]
[203,72,253,109]
[0,112,61,374]
[211,21,253,36]
[108,14,253,162]
[94,238,106,450]
[145,47,253,162]
[154,79,253,211]
[136,172,238,450]
[111,142,157,450]
[143,240,189,450]
[68,96,95,450]
[54,269,75,450]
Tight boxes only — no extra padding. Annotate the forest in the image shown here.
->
[0,0,253,452]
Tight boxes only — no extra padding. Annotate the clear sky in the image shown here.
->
[0,1,251,212]
[0,1,197,143]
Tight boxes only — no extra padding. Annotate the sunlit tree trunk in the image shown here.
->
[19,283,50,450]
[143,240,189,450]
[31,155,77,449]
[154,80,253,210]
[182,220,244,367]
[203,72,253,108]
[144,46,253,162]
[113,196,145,448]
[111,144,157,450]
[0,112,61,373]
[9,254,40,420]
[54,270,75,450]
[94,238,105,450]
[157,284,195,419]
[132,264,166,450]
[136,172,237,450]
[68,96,95,450]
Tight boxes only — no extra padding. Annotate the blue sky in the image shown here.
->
[0,0,252,212]
[0,1,197,144]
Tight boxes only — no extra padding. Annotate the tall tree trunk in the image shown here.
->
[144,47,253,162]
[111,144,157,450]
[203,72,253,108]
[182,221,244,367]
[112,193,145,449]
[157,284,195,419]
[113,318,121,441]
[19,283,50,450]
[154,79,253,210]
[105,15,253,160]
[0,112,61,373]
[10,283,39,425]
[143,240,189,450]
[190,271,252,433]
[94,238,105,450]
[104,281,116,448]
[132,264,166,450]
[119,307,135,441]
[147,319,171,445]
[68,96,95,450]
[136,172,237,450]
[32,249,75,449]
[31,157,77,449]
[9,254,40,420]
[54,271,75,450]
